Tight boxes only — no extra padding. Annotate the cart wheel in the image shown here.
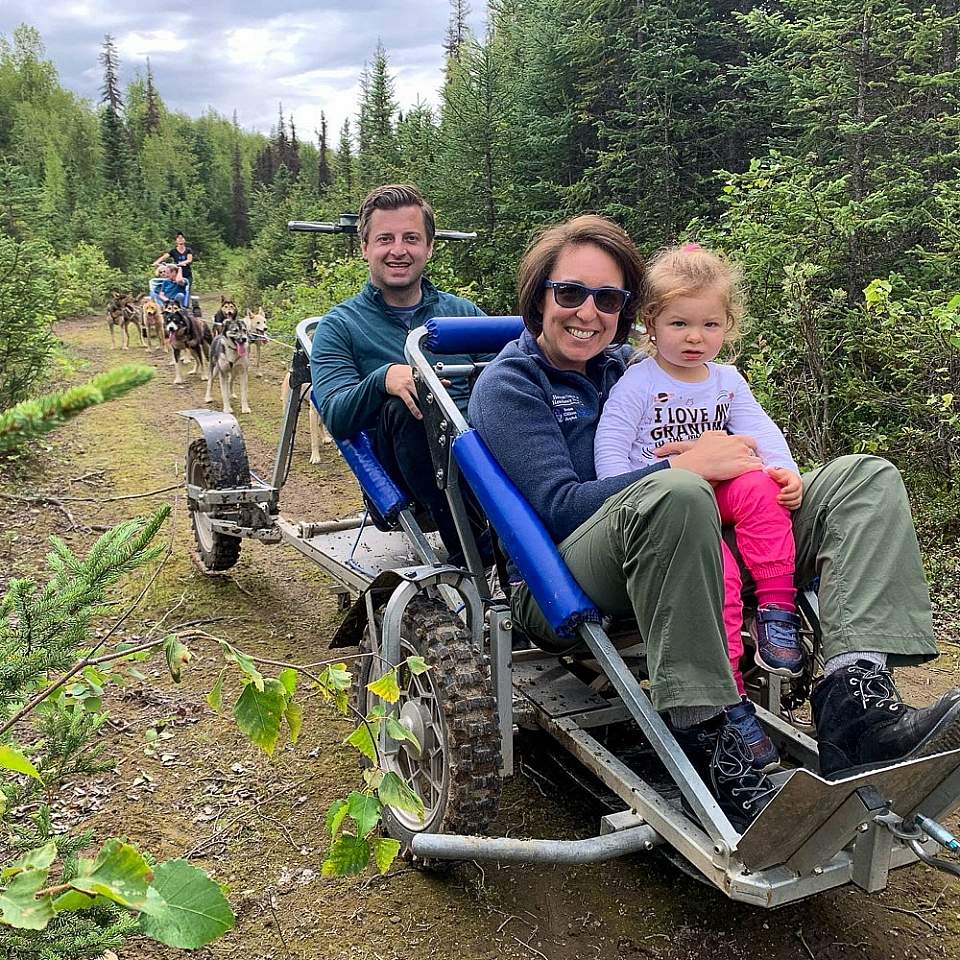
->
[355,596,501,866]
[186,437,242,571]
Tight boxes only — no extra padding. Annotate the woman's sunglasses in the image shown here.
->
[543,280,632,315]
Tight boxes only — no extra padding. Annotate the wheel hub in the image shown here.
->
[398,700,433,757]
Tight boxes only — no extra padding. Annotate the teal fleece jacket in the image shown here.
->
[309,278,486,440]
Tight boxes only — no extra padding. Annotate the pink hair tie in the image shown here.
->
[680,243,702,252]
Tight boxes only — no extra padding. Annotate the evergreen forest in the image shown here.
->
[2,1,960,584]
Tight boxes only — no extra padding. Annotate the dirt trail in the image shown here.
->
[2,311,959,960]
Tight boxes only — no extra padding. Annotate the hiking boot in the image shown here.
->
[811,660,960,780]
[673,714,778,833]
[752,606,805,678]
[725,697,780,772]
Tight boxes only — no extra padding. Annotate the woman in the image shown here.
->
[468,215,960,831]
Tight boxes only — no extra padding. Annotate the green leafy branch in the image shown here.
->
[322,656,429,878]
[0,507,235,950]
[159,629,431,879]
[0,840,233,949]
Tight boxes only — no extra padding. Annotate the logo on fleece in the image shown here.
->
[551,392,583,424]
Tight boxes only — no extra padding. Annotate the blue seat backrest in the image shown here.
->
[452,429,599,638]
[423,316,524,355]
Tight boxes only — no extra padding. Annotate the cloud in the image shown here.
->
[1,2,487,139]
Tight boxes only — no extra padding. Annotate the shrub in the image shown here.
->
[0,233,58,409]
[52,243,123,318]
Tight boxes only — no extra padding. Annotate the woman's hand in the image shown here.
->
[767,466,803,510]
[663,431,763,482]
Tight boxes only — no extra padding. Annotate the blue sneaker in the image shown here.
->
[751,605,804,678]
[725,697,780,772]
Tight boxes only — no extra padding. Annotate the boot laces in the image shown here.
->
[715,726,777,810]
[848,663,903,712]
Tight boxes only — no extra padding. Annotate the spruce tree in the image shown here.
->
[144,58,161,135]
[356,41,400,189]
[98,34,127,189]
[444,0,472,69]
[317,111,332,189]
[230,113,250,244]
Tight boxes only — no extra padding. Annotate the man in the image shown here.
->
[154,263,187,308]
[153,231,194,305]
[310,184,486,556]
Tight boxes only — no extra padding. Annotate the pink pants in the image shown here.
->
[714,471,796,694]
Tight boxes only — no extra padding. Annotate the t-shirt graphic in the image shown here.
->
[594,356,797,479]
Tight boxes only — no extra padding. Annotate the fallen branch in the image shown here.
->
[877,903,940,931]
[184,775,314,858]
[0,482,180,505]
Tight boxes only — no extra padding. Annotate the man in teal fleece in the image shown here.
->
[309,183,486,554]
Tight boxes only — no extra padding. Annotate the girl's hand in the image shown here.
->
[767,467,803,510]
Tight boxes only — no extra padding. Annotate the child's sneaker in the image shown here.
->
[724,697,780,772]
[751,605,804,678]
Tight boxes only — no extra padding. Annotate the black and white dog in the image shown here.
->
[205,314,251,415]
[164,301,211,385]
[212,296,239,338]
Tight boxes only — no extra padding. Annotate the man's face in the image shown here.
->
[361,206,433,297]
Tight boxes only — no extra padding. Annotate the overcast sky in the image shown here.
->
[1,2,487,141]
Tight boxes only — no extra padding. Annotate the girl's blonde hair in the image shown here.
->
[639,244,745,356]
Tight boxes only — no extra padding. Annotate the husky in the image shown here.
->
[247,308,269,376]
[212,296,239,338]
[205,315,251,415]
[163,301,211,385]
[107,291,143,350]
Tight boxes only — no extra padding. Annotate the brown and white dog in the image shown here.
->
[246,308,269,376]
[212,296,239,338]
[138,297,165,351]
[163,301,212,385]
[107,291,143,349]
[204,315,251,415]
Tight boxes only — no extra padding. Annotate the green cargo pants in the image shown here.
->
[512,454,938,712]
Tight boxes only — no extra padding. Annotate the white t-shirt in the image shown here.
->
[594,356,798,479]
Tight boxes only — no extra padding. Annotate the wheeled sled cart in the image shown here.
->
[180,315,960,907]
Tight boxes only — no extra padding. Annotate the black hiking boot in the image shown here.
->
[673,714,778,833]
[811,660,960,780]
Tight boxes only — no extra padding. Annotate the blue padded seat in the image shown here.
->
[453,429,599,638]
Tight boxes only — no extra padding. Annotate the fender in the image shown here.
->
[329,565,483,649]
[177,408,251,488]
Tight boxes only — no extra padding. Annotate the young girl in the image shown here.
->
[594,244,804,771]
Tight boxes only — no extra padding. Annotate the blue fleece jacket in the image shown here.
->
[468,330,669,543]
[310,278,486,440]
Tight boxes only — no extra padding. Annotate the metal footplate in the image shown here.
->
[736,749,960,875]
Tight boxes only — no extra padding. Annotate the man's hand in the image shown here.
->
[668,431,763,483]
[767,466,803,510]
[385,364,421,419]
